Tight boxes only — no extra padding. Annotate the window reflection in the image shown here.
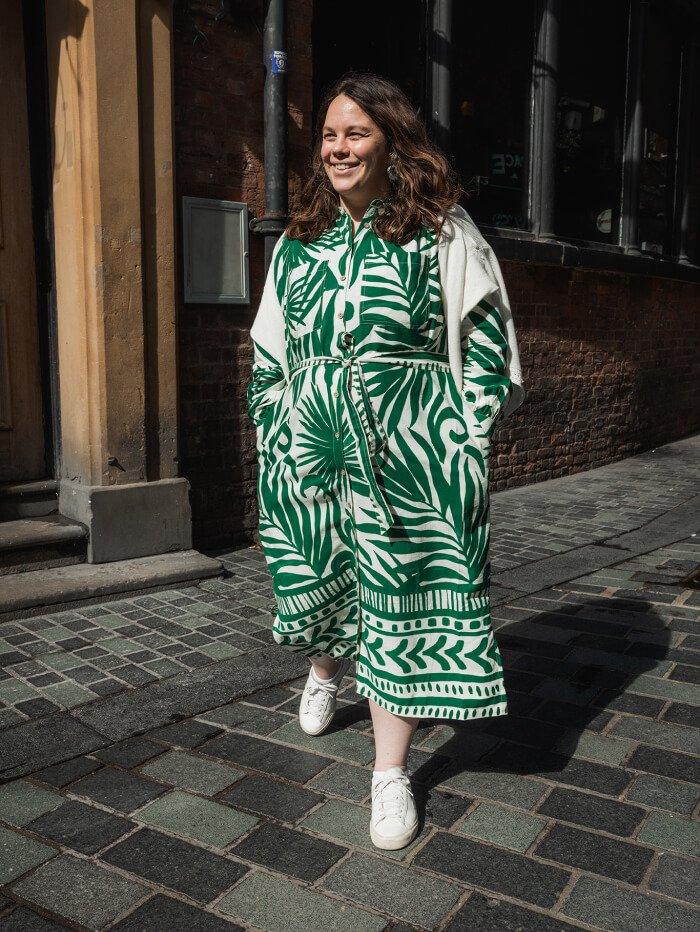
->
[553,0,627,244]
[452,2,533,229]
[639,0,681,255]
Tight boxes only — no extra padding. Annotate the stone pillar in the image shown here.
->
[45,0,187,562]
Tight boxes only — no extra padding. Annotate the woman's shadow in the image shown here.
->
[335,594,671,824]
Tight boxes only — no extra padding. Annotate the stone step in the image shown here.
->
[0,548,224,620]
[0,478,59,520]
[0,515,88,577]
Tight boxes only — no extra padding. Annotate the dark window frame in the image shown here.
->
[473,0,700,282]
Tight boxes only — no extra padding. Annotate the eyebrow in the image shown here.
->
[322,124,370,132]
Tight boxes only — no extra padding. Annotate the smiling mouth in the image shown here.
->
[332,164,360,172]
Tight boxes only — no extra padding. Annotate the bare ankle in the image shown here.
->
[311,656,340,680]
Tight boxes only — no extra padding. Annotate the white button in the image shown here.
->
[336,311,344,319]
[334,431,340,438]
[334,390,340,397]
[339,273,346,280]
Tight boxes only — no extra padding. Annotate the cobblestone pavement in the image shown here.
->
[0,436,698,930]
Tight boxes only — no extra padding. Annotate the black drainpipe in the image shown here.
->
[250,0,288,275]
[429,0,453,163]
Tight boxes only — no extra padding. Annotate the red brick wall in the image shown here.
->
[173,0,312,549]
[490,263,700,491]
[173,2,700,548]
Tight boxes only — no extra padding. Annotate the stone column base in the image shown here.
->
[59,478,193,564]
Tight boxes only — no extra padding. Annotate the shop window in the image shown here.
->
[553,0,628,244]
[638,0,682,255]
[452,2,534,230]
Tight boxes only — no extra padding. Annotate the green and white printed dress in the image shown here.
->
[247,196,525,720]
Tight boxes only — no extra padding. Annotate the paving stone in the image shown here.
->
[201,731,332,783]
[417,726,499,760]
[625,773,698,816]
[15,698,61,718]
[669,663,700,684]
[26,799,134,855]
[422,789,473,828]
[662,701,700,728]
[216,868,386,932]
[93,737,163,769]
[627,744,699,783]
[0,906,70,930]
[147,719,222,748]
[457,801,547,852]
[445,890,582,930]
[112,894,242,931]
[267,720,376,764]
[0,680,40,704]
[102,827,248,903]
[71,649,308,741]
[0,781,63,826]
[647,853,700,906]
[33,756,101,788]
[536,786,646,836]
[231,821,346,881]
[483,742,632,796]
[532,699,613,732]
[138,750,244,795]
[69,767,166,813]
[245,684,297,708]
[199,702,290,735]
[41,682,95,709]
[136,790,258,847]
[611,715,700,753]
[219,774,323,821]
[0,825,55,884]
[300,798,423,861]
[554,729,636,766]
[307,761,371,802]
[436,765,547,810]
[413,831,571,908]
[561,874,698,931]
[10,854,148,929]
[636,810,700,857]
[595,690,666,718]
[533,822,654,884]
[626,672,697,704]
[323,849,461,927]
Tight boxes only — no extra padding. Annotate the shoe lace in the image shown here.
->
[302,681,334,714]
[373,773,413,821]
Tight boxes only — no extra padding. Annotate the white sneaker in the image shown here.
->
[370,765,419,850]
[298,658,350,736]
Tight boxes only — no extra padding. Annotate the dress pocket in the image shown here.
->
[285,258,329,338]
[360,250,430,330]
[256,386,291,460]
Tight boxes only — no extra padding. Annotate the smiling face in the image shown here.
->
[321,94,391,211]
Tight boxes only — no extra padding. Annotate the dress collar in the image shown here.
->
[336,195,387,231]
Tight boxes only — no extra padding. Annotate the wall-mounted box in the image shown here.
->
[182,196,249,304]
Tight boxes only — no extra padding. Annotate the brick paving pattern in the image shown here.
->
[0,437,698,929]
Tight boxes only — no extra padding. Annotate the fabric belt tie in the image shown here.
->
[288,349,452,535]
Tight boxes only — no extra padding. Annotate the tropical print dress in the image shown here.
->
[247,196,518,720]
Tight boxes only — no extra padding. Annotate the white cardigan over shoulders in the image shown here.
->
[438,204,525,421]
[249,204,526,424]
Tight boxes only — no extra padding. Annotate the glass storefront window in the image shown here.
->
[452,2,534,230]
[639,0,682,256]
[553,0,628,244]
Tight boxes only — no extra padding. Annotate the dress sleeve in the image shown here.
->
[459,230,525,439]
[246,234,289,428]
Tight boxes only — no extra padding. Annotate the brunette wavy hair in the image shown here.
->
[285,72,464,246]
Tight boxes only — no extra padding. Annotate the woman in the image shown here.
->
[247,73,525,851]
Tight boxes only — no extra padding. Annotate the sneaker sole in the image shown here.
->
[370,819,419,850]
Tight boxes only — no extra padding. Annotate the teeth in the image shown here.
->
[334,164,357,171]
